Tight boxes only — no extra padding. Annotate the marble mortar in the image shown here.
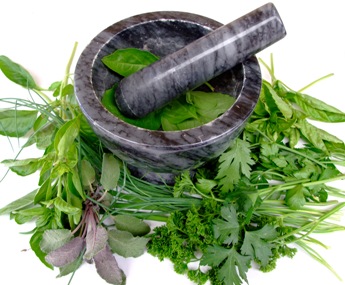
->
[74,11,262,183]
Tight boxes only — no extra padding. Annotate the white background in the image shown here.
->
[1,1,345,284]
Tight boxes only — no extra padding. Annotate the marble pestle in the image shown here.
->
[115,2,286,119]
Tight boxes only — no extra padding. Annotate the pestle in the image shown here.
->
[115,2,286,119]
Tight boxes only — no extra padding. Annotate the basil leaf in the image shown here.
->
[0,109,37,137]
[102,48,159,77]
[0,55,37,89]
[0,190,36,215]
[30,230,54,269]
[2,157,44,176]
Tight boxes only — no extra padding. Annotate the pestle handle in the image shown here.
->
[115,2,286,118]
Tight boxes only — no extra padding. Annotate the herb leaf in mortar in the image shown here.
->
[101,48,235,131]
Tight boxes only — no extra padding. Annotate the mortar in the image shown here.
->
[74,8,280,183]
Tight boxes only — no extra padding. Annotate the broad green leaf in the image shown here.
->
[102,48,159,77]
[113,215,150,236]
[0,190,36,215]
[80,159,95,188]
[2,157,44,176]
[288,91,345,122]
[0,109,37,137]
[0,55,37,89]
[101,154,120,190]
[94,245,126,285]
[241,225,277,267]
[13,207,47,224]
[200,245,231,267]
[40,229,73,253]
[108,230,149,258]
[213,205,240,245]
[45,237,85,267]
[30,230,53,269]
[285,185,306,210]
[84,225,108,261]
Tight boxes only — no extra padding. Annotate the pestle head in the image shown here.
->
[115,2,286,119]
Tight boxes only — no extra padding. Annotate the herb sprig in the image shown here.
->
[1,45,345,285]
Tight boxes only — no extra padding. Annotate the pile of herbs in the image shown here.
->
[0,43,345,285]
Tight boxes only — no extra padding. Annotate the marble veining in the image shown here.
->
[74,10,265,182]
[115,3,285,118]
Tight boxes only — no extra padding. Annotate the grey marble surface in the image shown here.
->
[74,11,262,182]
[116,3,285,118]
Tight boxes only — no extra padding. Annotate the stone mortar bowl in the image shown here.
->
[74,11,262,183]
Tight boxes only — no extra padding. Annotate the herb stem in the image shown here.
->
[298,73,334,93]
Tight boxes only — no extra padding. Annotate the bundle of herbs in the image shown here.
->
[0,43,345,285]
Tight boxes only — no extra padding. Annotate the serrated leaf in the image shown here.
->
[195,178,217,194]
[113,215,150,236]
[0,190,36,215]
[200,245,231,267]
[84,225,108,260]
[0,55,37,89]
[216,138,255,192]
[101,153,120,190]
[240,225,277,267]
[94,245,126,285]
[40,229,73,253]
[108,230,149,258]
[213,205,240,245]
[45,237,85,267]
[0,109,37,137]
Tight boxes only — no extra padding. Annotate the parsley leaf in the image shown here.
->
[216,138,255,192]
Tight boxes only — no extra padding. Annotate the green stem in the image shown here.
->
[298,73,334,93]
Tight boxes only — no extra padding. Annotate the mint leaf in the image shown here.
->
[113,215,150,236]
[216,138,255,192]
[213,205,240,245]
[241,225,278,267]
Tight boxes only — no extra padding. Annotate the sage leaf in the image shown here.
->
[84,225,108,260]
[0,55,37,89]
[57,254,83,278]
[40,229,73,253]
[101,153,120,190]
[0,189,36,215]
[45,237,85,267]
[102,48,159,77]
[108,230,149,258]
[113,215,150,236]
[81,159,95,188]
[2,157,44,176]
[94,245,126,285]
[0,109,37,137]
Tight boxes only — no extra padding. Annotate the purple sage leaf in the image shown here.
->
[45,237,85,267]
[84,225,108,261]
[94,245,126,285]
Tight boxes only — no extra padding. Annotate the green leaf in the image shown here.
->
[94,245,126,285]
[30,230,54,269]
[200,245,232,267]
[54,197,82,215]
[262,80,293,119]
[112,215,150,236]
[80,159,95,188]
[102,48,159,77]
[40,229,73,253]
[84,225,108,260]
[69,168,86,200]
[216,138,255,192]
[2,157,44,176]
[213,205,240,245]
[0,109,37,137]
[57,254,83,278]
[288,91,345,122]
[195,178,217,194]
[0,55,37,89]
[241,225,278,267]
[108,230,149,258]
[0,190,36,215]
[101,154,120,190]
[285,184,306,210]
